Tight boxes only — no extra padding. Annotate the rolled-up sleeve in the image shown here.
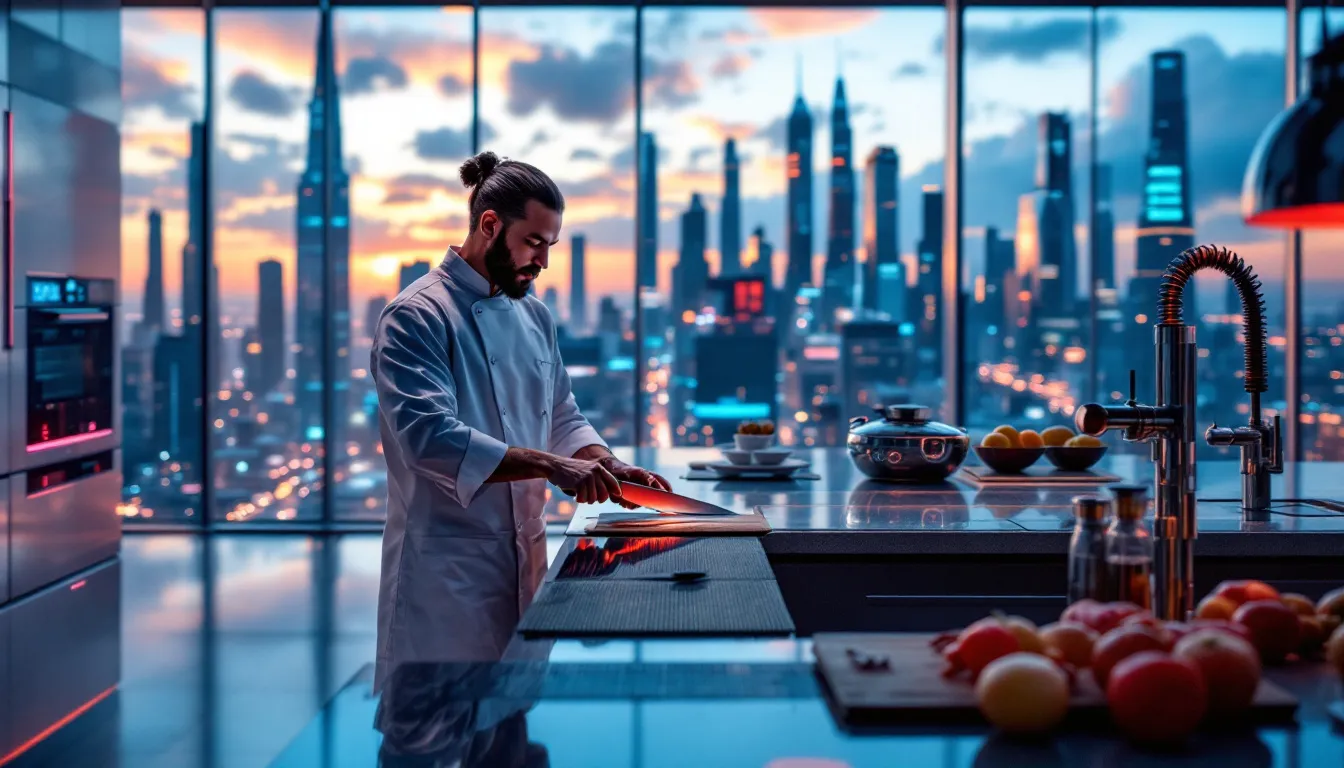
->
[547,334,607,459]
[372,300,509,507]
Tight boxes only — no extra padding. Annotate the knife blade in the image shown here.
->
[616,482,736,516]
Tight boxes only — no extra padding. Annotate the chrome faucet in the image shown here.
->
[1074,245,1276,621]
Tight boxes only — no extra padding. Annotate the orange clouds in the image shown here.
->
[710,52,754,80]
[748,10,881,39]
[688,115,757,143]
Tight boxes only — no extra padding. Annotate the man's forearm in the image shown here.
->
[485,447,557,483]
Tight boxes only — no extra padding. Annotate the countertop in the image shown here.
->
[557,448,1344,557]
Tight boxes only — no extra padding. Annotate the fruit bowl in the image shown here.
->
[973,446,1044,474]
[734,433,774,451]
[1044,446,1107,471]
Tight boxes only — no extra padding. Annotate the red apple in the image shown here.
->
[1233,599,1301,664]
[1091,625,1168,689]
[1107,651,1207,745]
[1172,629,1262,718]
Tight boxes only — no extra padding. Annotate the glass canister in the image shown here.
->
[1106,485,1154,610]
[1067,495,1112,604]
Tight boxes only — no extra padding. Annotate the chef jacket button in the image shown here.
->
[502,408,508,416]
[542,409,548,417]
[475,307,483,315]
[490,355,497,364]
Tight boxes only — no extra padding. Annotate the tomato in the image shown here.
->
[1215,580,1280,607]
[1172,630,1261,719]
[1063,600,1145,635]
[1327,624,1344,680]
[975,653,1071,733]
[1187,619,1254,643]
[1107,652,1207,745]
[944,623,1020,678]
[1038,622,1097,668]
[1233,599,1301,664]
[1299,615,1326,656]
[1280,593,1316,617]
[1091,625,1167,689]
[1195,594,1238,621]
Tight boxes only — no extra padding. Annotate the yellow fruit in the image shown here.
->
[992,425,1021,447]
[1019,430,1045,449]
[976,653,1070,733]
[1327,625,1344,681]
[1066,434,1103,448]
[1039,622,1097,667]
[1002,616,1046,655]
[1041,426,1075,447]
[981,432,1011,448]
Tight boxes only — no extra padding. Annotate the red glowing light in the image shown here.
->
[558,537,689,578]
[70,580,86,591]
[0,686,116,765]
[1246,203,1344,229]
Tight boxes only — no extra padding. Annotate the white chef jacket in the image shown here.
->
[371,247,605,691]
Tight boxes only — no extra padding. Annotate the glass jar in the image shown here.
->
[1106,485,1154,610]
[1067,495,1112,604]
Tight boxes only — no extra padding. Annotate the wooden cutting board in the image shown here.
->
[581,510,771,536]
[814,633,1299,729]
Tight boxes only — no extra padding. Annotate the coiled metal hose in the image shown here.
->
[1156,244,1269,399]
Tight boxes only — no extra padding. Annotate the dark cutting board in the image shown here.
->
[814,633,1299,729]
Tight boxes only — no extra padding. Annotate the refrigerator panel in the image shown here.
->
[10,450,120,598]
[0,602,10,760]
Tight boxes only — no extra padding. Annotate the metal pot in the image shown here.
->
[847,404,970,483]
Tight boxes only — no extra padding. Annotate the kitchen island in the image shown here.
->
[558,448,1344,631]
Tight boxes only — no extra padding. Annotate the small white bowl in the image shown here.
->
[752,448,792,466]
[734,434,774,451]
[721,449,754,465]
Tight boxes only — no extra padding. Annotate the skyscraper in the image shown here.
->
[674,194,709,316]
[295,9,351,440]
[862,146,898,313]
[983,225,1016,333]
[916,187,944,374]
[785,69,814,304]
[182,121,206,328]
[144,208,165,333]
[542,286,560,320]
[364,295,387,347]
[398,260,430,293]
[637,132,659,289]
[749,225,773,279]
[1094,163,1116,292]
[570,234,587,332]
[720,138,741,276]
[1024,113,1077,315]
[258,259,286,397]
[823,75,856,327]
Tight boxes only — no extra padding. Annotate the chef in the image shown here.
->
[371,151,669,690]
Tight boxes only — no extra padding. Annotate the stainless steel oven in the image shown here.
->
[9,449,119,598]
[10,275,117,472]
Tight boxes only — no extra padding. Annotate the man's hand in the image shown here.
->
[546,455,622,504]
[569,446,671,509]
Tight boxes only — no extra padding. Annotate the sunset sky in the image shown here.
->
[120,6,1343,341]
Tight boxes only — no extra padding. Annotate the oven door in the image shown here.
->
[9,450,119,598]
[11,306,118,472]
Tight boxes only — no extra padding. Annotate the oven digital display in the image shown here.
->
[29,279,63,305]
[29,277,91,306]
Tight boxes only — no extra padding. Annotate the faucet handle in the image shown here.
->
[1127,369,1137,406]
[1268,413,1284,474]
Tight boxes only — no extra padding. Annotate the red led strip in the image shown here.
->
[26,429,114,453]
[0,686,116,766]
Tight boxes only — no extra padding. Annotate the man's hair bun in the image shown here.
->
[459,151,501,188]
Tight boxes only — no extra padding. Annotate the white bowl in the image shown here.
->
[721,449,754,465]
[734,434,774,451]
[752,448,792,466]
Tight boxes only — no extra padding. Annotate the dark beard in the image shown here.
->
[484,229,536,299]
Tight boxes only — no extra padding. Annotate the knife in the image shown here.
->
[616,482,737,516]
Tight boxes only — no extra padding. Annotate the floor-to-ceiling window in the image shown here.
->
[1096,7,1287,459]
[960,7,1094,441]
[120,8,206,522]
[333,7,475,521]
[640,7,946,449]
[479,6,638,449]
[212,8,324,522]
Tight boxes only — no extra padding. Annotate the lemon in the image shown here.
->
[981,432,1011,448]
[1066,434,1103,448]
[1019,429,1045,449]
[1041,426,1074,447]
[992,425,1021,447]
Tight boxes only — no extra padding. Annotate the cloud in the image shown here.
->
[748,10,880,39]
[894,61,927,78]
[227,70,297,118]
[506,42,634,123]
[343,55,408,97]
[438,73,468,97]
[646,9,691,51]
[710,52,753,80]
[699,25,758,45]
[122,46,198,120]
[570,148,601,162]
[645,57,700,110]
[413,122,498,162]
[941,16,1122,63]
[215,134,303,207]
[689,146,716,169]
[381,173,457,205]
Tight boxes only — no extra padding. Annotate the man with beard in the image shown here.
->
[371,151,669,690]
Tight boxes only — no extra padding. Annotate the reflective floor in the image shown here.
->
[9,532,565,768]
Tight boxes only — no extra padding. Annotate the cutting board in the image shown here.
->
[814,633,1299,729]
[580,510,771,536]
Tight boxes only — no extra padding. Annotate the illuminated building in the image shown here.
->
[1026,113,1077,316]
[841,319,914,423]
[693,323,778,443]
[862,146,899,314]
[1095,163,1115,292]
[823,75,855,328]
[638,132,659,289]
[144,209,165,335]
[295,11,350,441]
[364,296,387,347]
[915,187,943,377]
[259,259,286,397]
[571,233,587,332]
[785,64,814,303]
[673,193,709,316]
[720,138,741,275]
